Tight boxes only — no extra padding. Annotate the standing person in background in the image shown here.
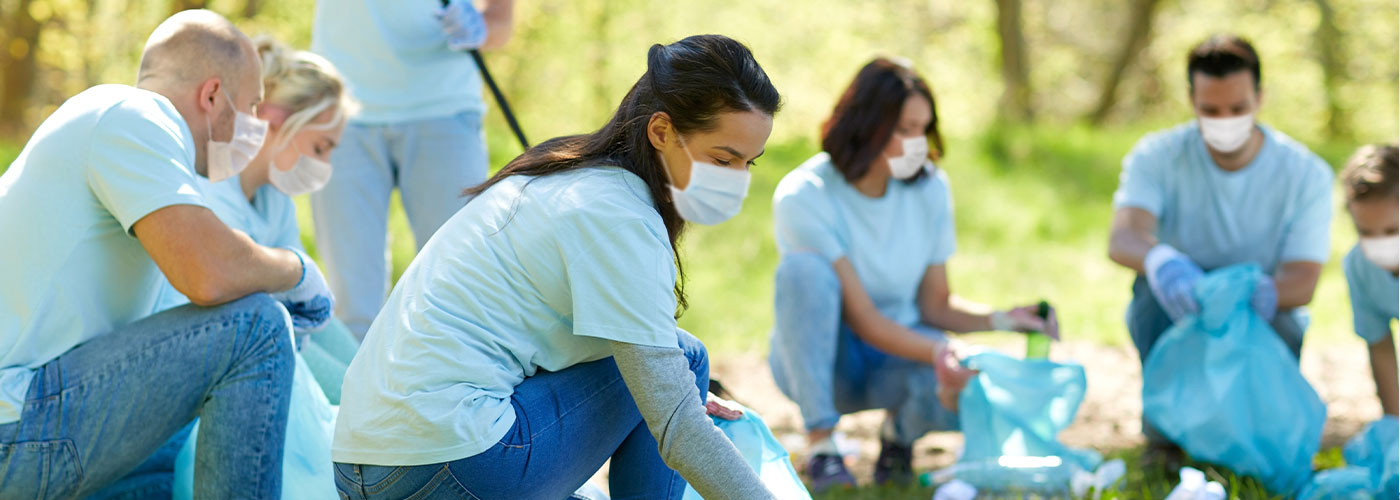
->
[310,0,515,339]
[1337,145,1399,418]
[768,57,1054,492]
[1107,34,1333,466]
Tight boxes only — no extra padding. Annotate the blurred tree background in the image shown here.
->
[0,0,1395,145]
[0,0,1396,354]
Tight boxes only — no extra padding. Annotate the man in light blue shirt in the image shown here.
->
[1108,34,1333,463]
[0,11,333,497]
[310,0,516,339]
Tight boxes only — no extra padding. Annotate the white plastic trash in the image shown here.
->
[1165,467,1226,500]
[932,479,977,500]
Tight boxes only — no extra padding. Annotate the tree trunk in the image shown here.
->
[0,0,42,137]
[1311,0,1350,139]
[994,0,1032,122]
[171,0,208,15]
[242,0,262,19]
[1087,0,1162,125]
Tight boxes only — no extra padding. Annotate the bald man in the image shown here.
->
[0,10,333,497]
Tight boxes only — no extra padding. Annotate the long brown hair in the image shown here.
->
[821,58,942,184]
[465,34,781,315]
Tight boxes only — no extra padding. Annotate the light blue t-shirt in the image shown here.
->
[772,153,957,327]
[0,85,204,423]
[332,167,681,465]
[312,0,484,124]
[1343,245,1399,344]
[1113,122,1333,271]
[152,174,301,312]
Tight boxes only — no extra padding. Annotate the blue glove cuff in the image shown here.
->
[287,248,307,288]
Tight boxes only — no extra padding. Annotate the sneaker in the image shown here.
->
[805,453,856,493]
[873,438,915,485]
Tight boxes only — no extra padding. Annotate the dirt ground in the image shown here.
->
[705,339,1383,482]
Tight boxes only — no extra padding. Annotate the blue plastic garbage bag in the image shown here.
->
[1142,264,1326,495]
[681,402,811,500]
[1297,466,1374,500]
[957,350,1102,472]
[174,352,338,500]
[1343,416,1398,497]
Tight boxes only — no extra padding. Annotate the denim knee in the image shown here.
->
[775,252,839,297]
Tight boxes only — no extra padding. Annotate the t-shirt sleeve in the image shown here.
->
[1279,162,1334,264]
[85,102,205,234]
[564,217,679,347]
[1112,136,1166,216]
[929,170,957,265]
[271,197,305,251]
[1345,249,1392,344]
[773,179,845,262]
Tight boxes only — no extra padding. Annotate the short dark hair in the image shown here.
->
[1187,34,1261,91]
[1341,144,1399,202]
[821,58,942,183]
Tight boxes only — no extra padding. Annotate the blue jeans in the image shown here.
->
[767,253,959,446]
[334,330,710,500]
[0,293,295,499]
[311,111,489,340]
[1126,275,1307,446]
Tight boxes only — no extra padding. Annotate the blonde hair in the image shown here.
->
[254,35,357,151]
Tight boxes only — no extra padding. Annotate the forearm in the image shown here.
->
[1370,335,1399,416]
[848,313,942,364]
[195,235,302,305]
[478,0,514,49]
[1108,227,1157,274]
[922,295,996,334]
[135,206,302,306]
[1273,262,1322,309]
[610,341,774,500]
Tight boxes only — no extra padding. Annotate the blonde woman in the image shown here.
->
[144,36,357,499]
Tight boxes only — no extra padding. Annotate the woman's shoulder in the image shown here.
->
[774,153,841,202]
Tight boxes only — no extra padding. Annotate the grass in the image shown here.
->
[0,123,1373,498]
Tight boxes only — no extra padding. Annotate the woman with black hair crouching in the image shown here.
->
[331,34,782,500]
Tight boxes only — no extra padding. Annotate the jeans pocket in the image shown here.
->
[0,439,83,500]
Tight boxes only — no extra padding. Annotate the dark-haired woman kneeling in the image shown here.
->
[768,58,1057,491]
[331,35,781,500]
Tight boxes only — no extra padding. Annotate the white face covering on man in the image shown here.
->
[1360,235,1400,271]
[206,90,269,183]
[269,148,333,196]
[888,135,930,180]
[661,132,751,225]
[1198,114,1254,153]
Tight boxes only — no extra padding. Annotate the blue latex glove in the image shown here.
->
[436,0,488,51]
[1144,245,1204,321]
[273,248,334,331]
[1251,274,1278,321]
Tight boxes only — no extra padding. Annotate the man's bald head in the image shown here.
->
[137,9,260,99]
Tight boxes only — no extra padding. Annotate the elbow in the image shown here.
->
[179,263,238,307]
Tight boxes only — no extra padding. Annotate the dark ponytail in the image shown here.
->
[465,34,781,316]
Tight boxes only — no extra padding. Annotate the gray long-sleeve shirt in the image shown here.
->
[610,341,776,500]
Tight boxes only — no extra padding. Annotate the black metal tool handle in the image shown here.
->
[440,0,529,151]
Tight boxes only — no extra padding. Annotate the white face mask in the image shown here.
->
[206,90,269,183]
[661,132,751,225]
[1360,235,1399,271]
[269,146,333,196]
[887,135,930,180]
[1198,114,1255,153]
